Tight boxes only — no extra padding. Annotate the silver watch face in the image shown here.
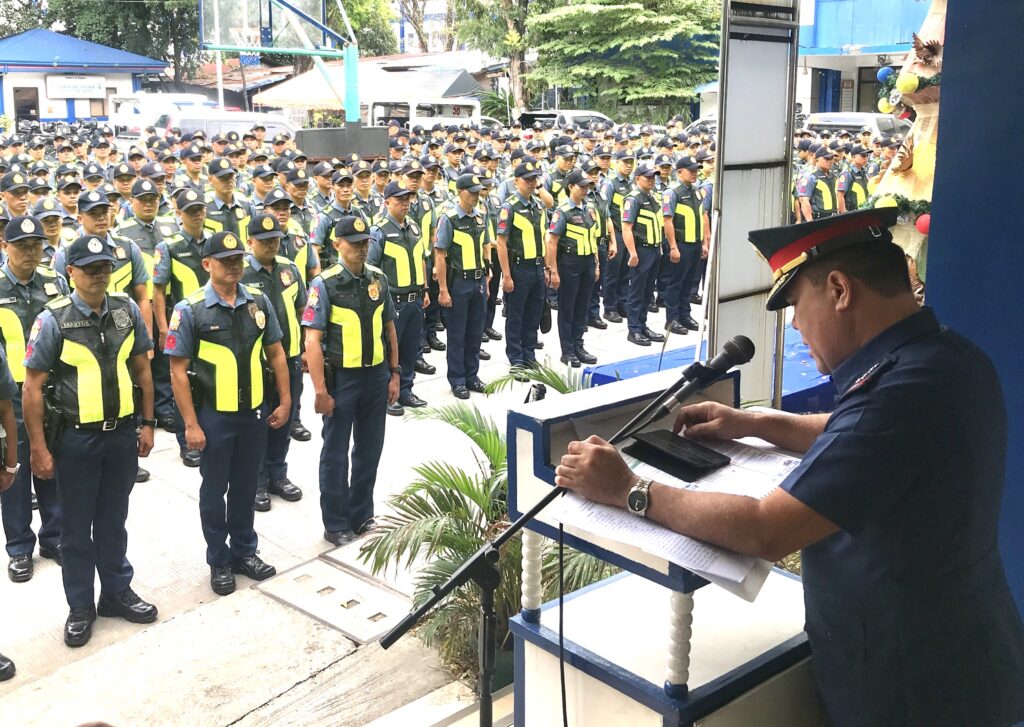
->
[627,488,647,513]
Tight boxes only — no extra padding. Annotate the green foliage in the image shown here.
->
[478,89,515,124]
[541,543,619,601]
[328,0,398,57]
[528,0,719,118]
[486,361,594,396]
[862,193,932,217]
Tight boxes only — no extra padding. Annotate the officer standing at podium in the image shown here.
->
[165,231,291,597]
[303,217,400,547]
[556,208,1024,727]
[23,235,158,648]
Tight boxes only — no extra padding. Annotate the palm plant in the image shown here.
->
[360,368,618,679]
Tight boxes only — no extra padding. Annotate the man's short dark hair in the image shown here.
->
[801,240,911,298]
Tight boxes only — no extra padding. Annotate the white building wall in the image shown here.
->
[3,72,136,122]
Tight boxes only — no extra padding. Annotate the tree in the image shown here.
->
[528,0,719,120]
[330,0,398,57]
[395,0,430,53]
[0,0,48,35]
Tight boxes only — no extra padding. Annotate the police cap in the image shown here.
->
[82,163,104,181]
[66,235,116,266]
[514,161,542,179]
[850,144,871,157]
[28,178,51,195]
[253,164,277,180]
[5,215,45,243]
[331,168,354,184]
[564,169,592,188]
[417,156,440,171]
[796,139,813,151]
[203,231,245,258]
[655,153,674,168]
[174,187,205,211]
[209,157,236,177]
[402,160,425,176]
[131,179,160,198]
[634,162,658,178]
[0,171,29,192]
[263,188,293,208]
[141,162,167,180]
[333,216,371,243]
[352,160,372,175]
[312,161,334,178]
[56,173,82,191]
[814,147,834,160]
[383,181,414,199]
[749,207,899,311]
[180,145,204,160]
[78,189,110,212]
[286,168,310,185]
[456,173,484,193]
[247,213,284,240]
[675,156,701,171]
[31,197,61,219]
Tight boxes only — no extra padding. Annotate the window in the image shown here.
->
[90,97,107,117]
[857,67,880,113]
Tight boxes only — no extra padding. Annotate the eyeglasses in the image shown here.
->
[78,263,114,277]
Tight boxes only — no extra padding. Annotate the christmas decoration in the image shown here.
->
[915,213,931,235]
[896,73,920,94]
[878,98,894,113]
[877,66,896,83]
[875,196,899,208]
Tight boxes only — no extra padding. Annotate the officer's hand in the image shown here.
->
[608,244,617,260]
[672,401,757,441]
[0,471,14,493]
[185,422,207,451]
[628,253,639,268]
[669,246,681,264]
[157,327,168,350]
[701,242,709,259]
[268,404,290,429]
[439,290,453,308]
[422,292,431,309]
[502,276,515,294]
[387,374,400,405]
[548,271,560,290]
[31,447,54,480]
[300,354,309,373]
[555,436,633,508]
[138,426,154,457]
[595,266,601,283]
[314,391,335,416]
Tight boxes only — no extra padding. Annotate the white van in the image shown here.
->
[156,109,298,139]
[110,93,215,139]
[363,96,481,130]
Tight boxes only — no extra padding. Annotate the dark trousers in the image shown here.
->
[557,254,596,356]
[689,256,708,299]
[423,261,444,343]
[2,390,60,557]
[485,249,501,328]
[319,364,387,533]
[55,424,137,608]
[666,241,703,323]
[656,243,673,302]
[603,230,627,314]
[198,407,266,566]
[151,344,175,420]
[259,356,301,487]
[394,297,424,396]
[446,275,486,387]
[626,245,661,334]
[588,242,609,320]
[504,260,545,367]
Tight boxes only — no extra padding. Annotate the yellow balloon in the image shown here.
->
[876,196,898,208]
[895,73,920,94]
[878,98,894,114]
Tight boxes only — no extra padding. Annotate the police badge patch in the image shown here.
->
[367,278,381,301]
[114,246,127,260]
[280,269,293,287]
[112,308,132,330]
[43,283,59,297]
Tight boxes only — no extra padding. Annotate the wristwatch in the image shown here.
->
[2,463,18,476]
[627,477,653,518]
[390,365,402,375]
[140,418,158,428]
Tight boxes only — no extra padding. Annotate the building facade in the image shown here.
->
[797,0,930,114]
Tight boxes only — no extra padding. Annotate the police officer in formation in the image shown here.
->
[620,162,666,346]
[165,231,291,596]
[660,156,705,334]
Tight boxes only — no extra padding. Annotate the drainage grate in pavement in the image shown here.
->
[258,559,411,644]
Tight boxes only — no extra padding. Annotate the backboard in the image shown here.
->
[199,0,345,57]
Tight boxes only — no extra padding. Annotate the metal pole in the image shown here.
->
[272,0,347,110]
[707,0,732,358]
[212,0,225,110]
[332,0,358,44]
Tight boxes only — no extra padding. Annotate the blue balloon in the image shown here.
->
[877,66,895,83]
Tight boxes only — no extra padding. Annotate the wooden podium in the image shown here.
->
[506,370,825,726]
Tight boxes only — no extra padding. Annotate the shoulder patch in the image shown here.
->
[840,356,897,400]
[109,291,129,299]
[46,297,72,311]
[320,265,342,281]
[185,288,206,304]
[365,263,383,276]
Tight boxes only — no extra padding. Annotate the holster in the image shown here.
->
[42,384,66,450]
[186,368,204,409]
[323,361,335,396]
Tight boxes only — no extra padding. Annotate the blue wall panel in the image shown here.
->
[809,0,929,51]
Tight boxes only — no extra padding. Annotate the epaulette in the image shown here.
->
[36,267,56,279]
[365,263,383,276]
[320,265,342,280]
[45,297,72,311]
[109,291,129,299]
[185,288,206,305]
[242,284,264,297]
[118,218,139,230]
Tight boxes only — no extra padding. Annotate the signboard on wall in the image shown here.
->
[841,78,855,112]
[45,75,106,99]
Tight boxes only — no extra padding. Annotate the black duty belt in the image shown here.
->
[393,291,423,303]
[72,415,135,432]
[455,269,485,279]
[511,256,545,266]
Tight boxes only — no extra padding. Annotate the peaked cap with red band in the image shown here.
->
[749,207,900,311]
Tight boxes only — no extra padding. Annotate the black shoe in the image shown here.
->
[31,493,38,510]
[484,327,502,341]
[180,447,201,468]
[254,486,271,512]
[603,311,623,323]
[481,331,489,342]
[269,478,302,502]
[512,370,531,383]
[64,606,96,647]
[135,467,150,483]
[158,415,178,433]
[421,342,430,354]
[576,348,598,365]
[399,393,428,408]
[427,334,446,351]
[290,420,312,442]
[534,341,544,350]
[690,294,702,305]
[0,653,14,682]
[647,301,659,313]
[355,518,377,536]
[587,317,608,330]
[231,553,276,581]
[435,320,445,332]
[386,402,405,417]
[8,554,32,582]
[210,565,236,596]
[97,587,158,624]
[481,349,494,361]
[452,385,470,400]
[667,320,690,335]
[415,358,436,375]
[644,328,666,343]
[39,546,62,566]
[627,332,652,346]
[467,379,487,394]
[680,316,700,331]
[324,530,357,546]
[560,354,581,368]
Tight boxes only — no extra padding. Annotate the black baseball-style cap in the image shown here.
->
[333,216,371,243]
[248,213,284,240]
[202,231,246,258]
[4,215,45,243]
[66,235,116,266]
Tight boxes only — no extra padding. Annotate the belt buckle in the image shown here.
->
[101,419,116,432]
[474,269,483,279]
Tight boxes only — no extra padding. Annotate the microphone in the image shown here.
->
[609,335,755,444]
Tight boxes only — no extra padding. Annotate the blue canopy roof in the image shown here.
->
[0,29,166,72]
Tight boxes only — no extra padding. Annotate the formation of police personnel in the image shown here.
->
[0,114,723,674]
[791,125,903,222]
